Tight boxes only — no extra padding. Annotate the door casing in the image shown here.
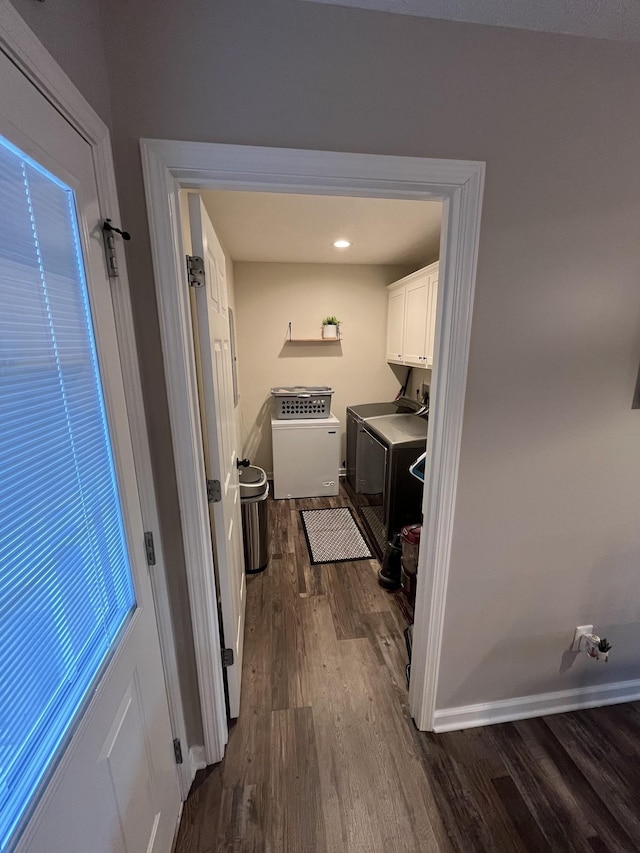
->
[140,137,485,743]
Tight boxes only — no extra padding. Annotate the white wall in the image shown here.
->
[87,0,640,726]
[233,262,411,472]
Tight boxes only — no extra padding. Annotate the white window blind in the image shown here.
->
[0,136,136,850]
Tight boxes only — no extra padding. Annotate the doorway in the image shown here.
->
[140,140,484,761]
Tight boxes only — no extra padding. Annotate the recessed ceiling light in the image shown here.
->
[333,239,352,249]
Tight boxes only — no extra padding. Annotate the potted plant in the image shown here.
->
[322,316,340,339]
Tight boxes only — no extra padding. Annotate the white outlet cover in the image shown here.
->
[572,625,594,652]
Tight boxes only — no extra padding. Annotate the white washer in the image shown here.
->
[271,414,340,499]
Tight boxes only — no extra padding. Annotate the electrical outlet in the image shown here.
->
[581,633,610,662]
[572,625,593,652]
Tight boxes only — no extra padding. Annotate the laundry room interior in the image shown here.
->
[179,185,443,667]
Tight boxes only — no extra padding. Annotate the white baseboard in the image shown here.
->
[170,802,184,853]
[432,678,640,732]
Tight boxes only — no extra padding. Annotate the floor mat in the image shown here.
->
[300,506,372,565]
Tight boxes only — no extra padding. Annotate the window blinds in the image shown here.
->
[0,136,136,850]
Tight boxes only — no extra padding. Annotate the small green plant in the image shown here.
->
[322,316,340,326]
[598,638,612,653]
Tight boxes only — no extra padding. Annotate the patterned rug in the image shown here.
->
[300,506,372,565]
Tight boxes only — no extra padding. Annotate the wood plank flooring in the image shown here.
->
[175,486,640,852]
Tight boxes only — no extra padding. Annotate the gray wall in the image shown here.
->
[99,0,640,714]
[7,0,112,124]
[12,0,640,736]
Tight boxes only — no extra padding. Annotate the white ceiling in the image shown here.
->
[200,190,442,266]
[300,0,640,42]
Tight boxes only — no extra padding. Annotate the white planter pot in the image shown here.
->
[322,324,339,339]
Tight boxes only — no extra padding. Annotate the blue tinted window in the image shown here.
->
[0,136,135,850]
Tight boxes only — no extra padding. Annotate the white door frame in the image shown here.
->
[140,138,485,735]
[0,1,192,799]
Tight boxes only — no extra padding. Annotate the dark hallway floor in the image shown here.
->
[174,488,640,852]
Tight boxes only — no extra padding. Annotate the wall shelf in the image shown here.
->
[285,337,341,343]
[286,321,341,343]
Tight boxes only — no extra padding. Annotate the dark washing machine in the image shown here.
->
[345,396,425,494]
[355,413,427,558]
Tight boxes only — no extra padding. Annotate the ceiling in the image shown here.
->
[200,190,442,266]
[299,0,640,42]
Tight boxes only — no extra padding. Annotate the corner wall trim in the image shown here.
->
[432,679,640,732]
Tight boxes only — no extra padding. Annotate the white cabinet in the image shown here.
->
[386,261,438,368]
[386,285,406,363]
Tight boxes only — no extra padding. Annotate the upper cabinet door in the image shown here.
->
[386,285,406,364]
[385,262,439,369]
[423,268,439,368]
[403,274,429,367]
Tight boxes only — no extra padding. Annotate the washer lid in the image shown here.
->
[347,401,398,420]
[366,414,428,446]
[346,397,422,421]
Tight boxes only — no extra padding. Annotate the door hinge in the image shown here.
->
[207,479,222,503]
[102,219,131,278]
[173,738,184,765]
[221,648,234,668]
[186,254,205,288]
[144,531,156,566]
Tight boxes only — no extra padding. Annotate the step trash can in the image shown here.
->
[239,465,270,574]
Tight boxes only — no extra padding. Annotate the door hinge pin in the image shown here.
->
[144,531,156,566]
[207,479,222,503]
[186,254,205,288]
[173,738,184,765]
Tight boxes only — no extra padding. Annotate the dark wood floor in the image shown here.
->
[175,486,640,852]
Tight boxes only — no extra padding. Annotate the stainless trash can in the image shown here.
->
[239,465,270,574]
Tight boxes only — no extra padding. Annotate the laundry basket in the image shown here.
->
[270,386,334,419]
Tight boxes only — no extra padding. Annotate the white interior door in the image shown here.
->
[188,195,246,719]
[0,50,180,853]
